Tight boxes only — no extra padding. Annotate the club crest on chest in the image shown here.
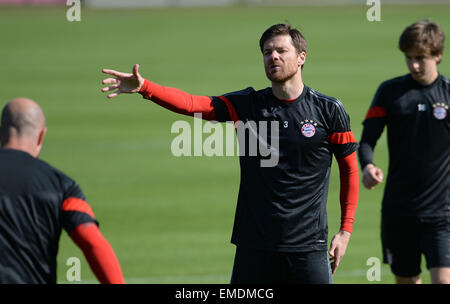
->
[300,119,318,138]
[432,103,448,120]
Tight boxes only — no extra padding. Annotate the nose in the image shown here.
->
[267,50,280,61]
[272,51,281,60]
[411,61,420,70]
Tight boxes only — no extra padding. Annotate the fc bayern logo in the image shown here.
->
[433,106,447,120]
[301,123,316,137]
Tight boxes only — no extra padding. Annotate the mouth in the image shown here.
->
[269,65,281,72]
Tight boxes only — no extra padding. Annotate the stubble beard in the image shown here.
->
[265,65,299,84]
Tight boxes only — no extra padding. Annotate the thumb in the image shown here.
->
[374,168,384,182]
[133,64,140,77]
[328,241,336,257]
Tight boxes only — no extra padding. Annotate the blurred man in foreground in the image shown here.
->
[0,97,124,284]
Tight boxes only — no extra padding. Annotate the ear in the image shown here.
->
[38,127,47,145]
[436,54,442,64]
[297,51,306,67]
[36,127,47,155]
[33,127,47,158]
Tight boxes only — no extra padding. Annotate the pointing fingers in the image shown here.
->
[107,91,121,99]
[102,78,118,85]
[101,84,120,93]
[102,69,132,78]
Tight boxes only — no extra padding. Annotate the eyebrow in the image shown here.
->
[405,54,428,59]
[263,46,290,53]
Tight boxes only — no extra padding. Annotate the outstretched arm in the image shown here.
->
[69,223,124,284]
[101,64,216,120]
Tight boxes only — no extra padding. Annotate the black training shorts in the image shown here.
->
[230,246,332,284]
[381,214,450,277]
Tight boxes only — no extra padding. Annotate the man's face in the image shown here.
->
[263,35,305,83]
[404,48,441,85]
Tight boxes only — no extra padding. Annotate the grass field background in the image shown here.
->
[1,4,449,284]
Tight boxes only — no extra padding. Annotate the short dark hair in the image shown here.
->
[399,19,445,56]
[259,23,307,54]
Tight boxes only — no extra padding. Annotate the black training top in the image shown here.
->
[211,86,358,252]
[0,149,98,283]
[359,74,450,217]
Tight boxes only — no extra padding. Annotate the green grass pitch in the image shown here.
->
[0,4,449,284]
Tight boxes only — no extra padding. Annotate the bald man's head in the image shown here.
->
[0,98,47,157]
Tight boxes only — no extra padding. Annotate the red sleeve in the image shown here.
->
[336,151,359,234]
[139,78,216,120]
[69,223,125,284]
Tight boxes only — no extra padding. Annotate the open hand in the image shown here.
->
[101,64,144,98]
